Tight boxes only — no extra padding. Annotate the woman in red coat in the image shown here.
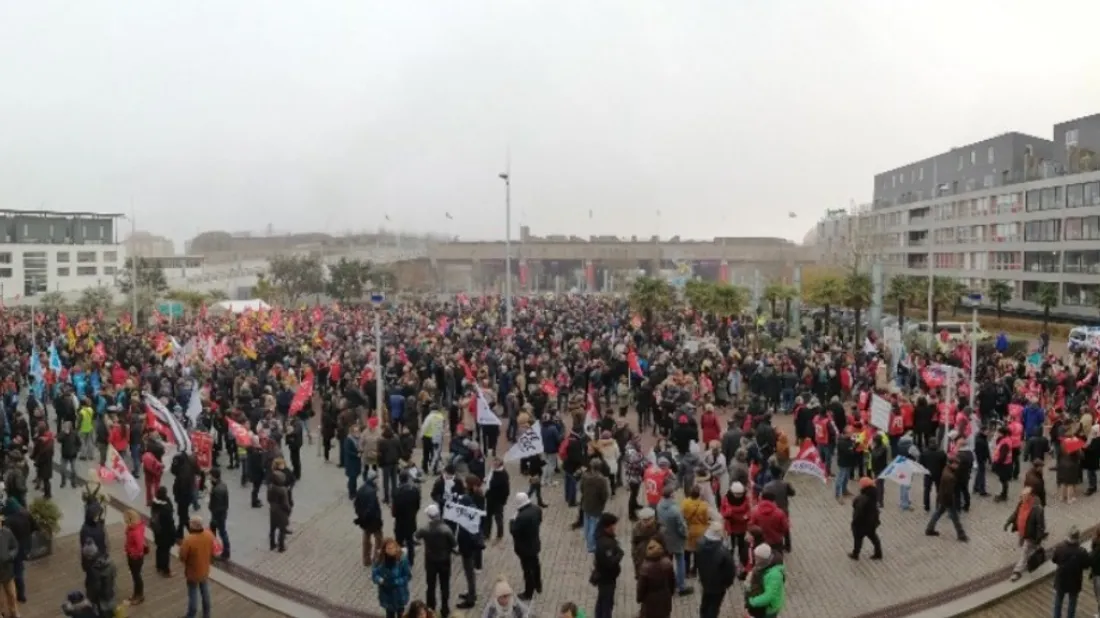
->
[721,481,752,573]
[700,404,721,446]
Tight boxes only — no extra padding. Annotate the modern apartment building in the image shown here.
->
[858,113,1100,318]
[0,209,127,300]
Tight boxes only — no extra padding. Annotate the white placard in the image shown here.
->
[504,422,544,462]
[443,501,486,535]
[870,395,892,432]
[475,388,501,426]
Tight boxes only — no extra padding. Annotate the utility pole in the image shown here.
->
[130,204,139,326]
[499,159,513,332]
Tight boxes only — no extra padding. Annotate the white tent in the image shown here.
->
[213,299,271,314]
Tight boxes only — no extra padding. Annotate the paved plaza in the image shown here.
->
[71,412,1100,618]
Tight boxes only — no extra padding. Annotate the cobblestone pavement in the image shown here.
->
[966,573,1098,617]
[81,410,1100,618]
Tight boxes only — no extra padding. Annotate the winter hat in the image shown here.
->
[425,504,441,519]
[637,507,655,520]
[514,492,531,508]
[753,543,773,561]
[859,477,875,490]
[704,521,724,541]
[493,578,514,599]
[367,416,379,430]
[730,482,746,496]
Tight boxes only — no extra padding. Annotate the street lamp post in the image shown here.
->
[498,171,513,331]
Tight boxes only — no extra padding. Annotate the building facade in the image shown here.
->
[124,231,175,258]
[0,210,126,300]
[859,113,1100,318]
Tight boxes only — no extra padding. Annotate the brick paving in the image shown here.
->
[80,408,1100,617]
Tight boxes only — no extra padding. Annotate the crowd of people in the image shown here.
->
[0,293,1098,617]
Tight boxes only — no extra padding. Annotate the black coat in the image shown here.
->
[390,483,421,539]
[850,486,880,536]
[414,520,457,564]
[591,528,624,584]
[696,536,736,592]
[509,503,542,558]
[1052,541,1090,594]
[485,468,510,510]
[354,482,383,532]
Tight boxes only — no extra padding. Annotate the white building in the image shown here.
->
[0,209,127,301]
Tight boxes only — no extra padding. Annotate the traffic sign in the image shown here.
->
[369,292,385,304]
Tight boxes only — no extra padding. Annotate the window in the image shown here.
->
[892,175,896,188]
[919,167,925,181]
[1037,187,1063,210]
[1068,183,1085,208]
[1067,128,1079,147]
[56,251,70,263]
[0,253,10,265]
[987,146,995,164]
[970,150,976,165]
[1026,189,1042,212]
[983,174,993,188]
[1086,182,1100,206]
[1065,217,1100,241]
[103,251,118,262]
[104,266,117,276]
[0,269,11,278]
[56,267,70,277]
[1024,219,1062,242]
[76,251,96,263]
[76,266,97,276]
[900,173,905,185]
[958,155,964,170]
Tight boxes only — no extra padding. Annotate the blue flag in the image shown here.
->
[29,347,44,400]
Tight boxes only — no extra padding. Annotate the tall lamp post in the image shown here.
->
[498,171,513,331]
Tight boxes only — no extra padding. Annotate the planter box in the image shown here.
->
[26,531,52,561]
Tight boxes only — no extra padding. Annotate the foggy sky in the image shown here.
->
[2,1,1099,251]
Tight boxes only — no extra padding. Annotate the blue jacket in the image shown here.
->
[371,555,411,611]
[342,436,362,477]
[1023,404,1045,438]
[388,393,405,422]
[541,422,562,455]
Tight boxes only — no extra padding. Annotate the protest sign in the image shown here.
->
[444,501,486,535]
[870,395,892,432]
[504,422,543,462]
[476,388,501,426]
[191,431,214,470]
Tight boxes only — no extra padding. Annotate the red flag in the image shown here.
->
[58,313,68,332]
[584,385,599,431]
[459,358,476,383]
[540,379,558,398]
[289,375,314,416]
[627,349,643,376]
[437,316,450,335]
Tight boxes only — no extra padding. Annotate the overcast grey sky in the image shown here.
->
[2,1,1099,250]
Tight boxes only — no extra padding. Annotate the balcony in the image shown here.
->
[989,263,1023,271]
[990,234,1022,243]
[1063,263,1100,274]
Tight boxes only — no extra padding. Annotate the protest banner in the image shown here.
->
[504,422,543,462]
[443,501,486,535]
[191,431,214,470]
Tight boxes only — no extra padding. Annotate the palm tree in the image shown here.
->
[885,275,921,331]
[708,283,747,319]
[805,275,844,336]
[843,272,873,342]
[684,279,713,313]
[1035,282,1060,334]
[931,277,963,332]
[629,277,675,331]
[763,283,785,319]
[38,291,67,314]
[987,280,1013,320]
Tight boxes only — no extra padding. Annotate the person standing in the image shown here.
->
[580,459,611,554]
[179,515,216,618]
[591,513,623,618]
[208,468,231,561]
[343,426,363,500]
[377,428,401,504]
[656,484,693,596]
[636,537,675,618]
[924,458,968,542]
[123,510,147,605]
[354,470,384,565]
[150,487,176,576]
[697,521,736,618]
[415,504,457,617]
[285,413,304,481]
[267,470,292,553]
[1051,527,1089,618]
[484,457,510,543]
[509,492,543,602]
[371,538,412,618]
[391,470,421,565]
[849,477,883,560]
[0,515,18,616]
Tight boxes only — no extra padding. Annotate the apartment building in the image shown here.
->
[860,113,1100,318]
[0,209,127,300]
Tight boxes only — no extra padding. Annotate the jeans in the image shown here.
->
[926,505,967,539]
[700,590,726,618]
[779,388,794,413]
[674,552,687,591]
[564,474,578,505]
[346,474,358,499]
[210,515,230,558]
[1087,468,1097,490]
[974,462,988,494]
[12,552,24,602]
[834,466,851,498]
[380,464,397,502]
[818,444,833,476]
[186,579,211,618]
[594,582,616,618]
[60,458,77,487]
[1053,587,1077,618]
[461,553,478,596]
[542,454,559,484]
[900,483,911,510]
[130,444,143,478]
[583,514,599,553]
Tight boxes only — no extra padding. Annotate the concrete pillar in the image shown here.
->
[870,261,884,336]
[585,260,596,292]
[518,259,529,291]
[792,266,802,334]
[719,260,729,284]
[751,269,761,314]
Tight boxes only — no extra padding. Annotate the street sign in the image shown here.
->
[157,301,184,318]
[369,293,385,304]
[500,326,513,336]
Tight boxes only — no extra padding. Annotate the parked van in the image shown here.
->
[1068,326,1100,353]
[914,321,992,343]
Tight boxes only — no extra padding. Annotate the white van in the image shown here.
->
[1068,326,1100,353]
[914,321,992,343]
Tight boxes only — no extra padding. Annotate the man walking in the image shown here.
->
[924,458,969,542]
[415,504,457,617]
[590,512,623,618]
[207,468,231,561]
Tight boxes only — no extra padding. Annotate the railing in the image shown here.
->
[1023,263,1061,273]
[991,234,1022,243]
[989,263,1023,271]
[1064,263,1100,274]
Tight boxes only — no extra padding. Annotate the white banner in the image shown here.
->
[504,422,543,462]
[870,395,892,432]
[444,501,486,535]
[476,388,501,426]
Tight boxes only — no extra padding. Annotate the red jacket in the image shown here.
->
[749,499,790,546]
[142,451,164,485]
[700,413,721,446]
[124,521,146,558]
[720,494,752,535]
[108,425,129,453]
